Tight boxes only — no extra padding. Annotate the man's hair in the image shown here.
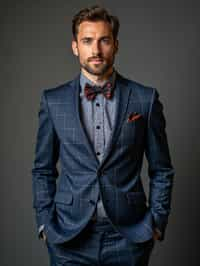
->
[72,5,120,41]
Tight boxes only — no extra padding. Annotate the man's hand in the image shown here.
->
[41,231,47,242]
[153,228,162,241]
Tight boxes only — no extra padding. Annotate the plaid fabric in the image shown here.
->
[84,81,114,101]
[45,218,155,266]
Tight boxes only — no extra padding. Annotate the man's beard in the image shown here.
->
[80,57,115,76]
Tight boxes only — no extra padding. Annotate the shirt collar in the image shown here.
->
[80,68,117,95]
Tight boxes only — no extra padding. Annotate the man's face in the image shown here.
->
[72,20,118,76]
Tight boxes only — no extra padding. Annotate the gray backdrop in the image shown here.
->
[1,0,200,265]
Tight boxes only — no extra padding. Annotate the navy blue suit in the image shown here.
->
[32,71,175,247]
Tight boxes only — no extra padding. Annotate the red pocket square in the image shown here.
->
[127,112,142,122]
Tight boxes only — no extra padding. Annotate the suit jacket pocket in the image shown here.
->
[117,115,145,147]
[126,191,147,206]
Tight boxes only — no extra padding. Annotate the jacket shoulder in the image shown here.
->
[118,73,156,100]
[127,77,155,96]
[42,79,74,100]
[118,73,157,118]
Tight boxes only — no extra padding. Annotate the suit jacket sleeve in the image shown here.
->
[31,90,60,238]
[145,88,175,241]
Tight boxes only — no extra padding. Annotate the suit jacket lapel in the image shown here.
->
[100,72,132,167]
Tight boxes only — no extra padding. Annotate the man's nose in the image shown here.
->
[92,42,101,55]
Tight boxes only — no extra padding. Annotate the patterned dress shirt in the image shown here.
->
[79,69,117,218]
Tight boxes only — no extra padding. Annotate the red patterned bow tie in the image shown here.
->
[84,82,114,101]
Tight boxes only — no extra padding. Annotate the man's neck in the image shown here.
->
[81,67,114,86]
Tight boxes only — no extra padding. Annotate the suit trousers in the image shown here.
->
[45,217,155,266]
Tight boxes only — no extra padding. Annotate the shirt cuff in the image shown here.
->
[38,224,45,239]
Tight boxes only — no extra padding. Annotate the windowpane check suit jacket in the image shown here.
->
[32,71,175,244]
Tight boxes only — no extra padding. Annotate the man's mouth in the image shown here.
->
[89,58,103,62]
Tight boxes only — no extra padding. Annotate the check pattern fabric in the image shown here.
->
[84,81,114,101]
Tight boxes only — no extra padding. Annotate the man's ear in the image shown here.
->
[114,39,119,54]
[72,40,78,56]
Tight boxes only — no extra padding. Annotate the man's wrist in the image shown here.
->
[153,227,162,240]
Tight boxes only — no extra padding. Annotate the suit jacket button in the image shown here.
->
[89,199,96,205]
[97,170,105,177]
[97,170,101,177]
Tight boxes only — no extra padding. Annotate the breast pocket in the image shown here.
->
[118,115,145,146]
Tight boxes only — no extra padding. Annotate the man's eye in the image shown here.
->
[83,39,91,44]
[102,39,110,44]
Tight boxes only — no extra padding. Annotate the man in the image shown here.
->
[32,5,175,266]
